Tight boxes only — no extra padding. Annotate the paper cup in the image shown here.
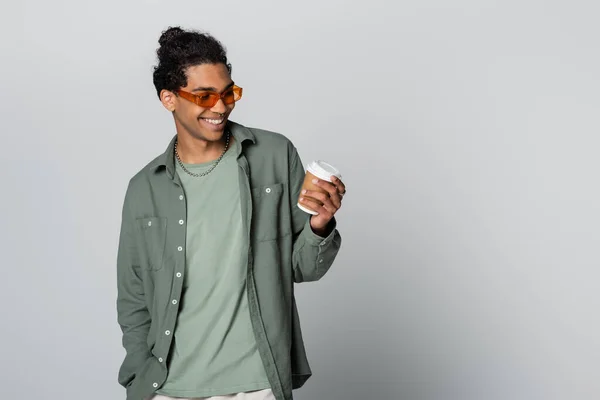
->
[297,160,342,215]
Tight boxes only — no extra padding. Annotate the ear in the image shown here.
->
[160,89,177,112]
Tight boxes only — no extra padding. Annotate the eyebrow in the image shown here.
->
[191,81,235,93]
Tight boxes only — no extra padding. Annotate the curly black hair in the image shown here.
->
[152,26,232,99]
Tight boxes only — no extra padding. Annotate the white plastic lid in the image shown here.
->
[306,160,341,182]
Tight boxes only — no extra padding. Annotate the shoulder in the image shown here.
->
[232,121,298,156]
[249,126,292,145]
[132,155,162,181]
[124,144,171,201]
[128,134,176,185]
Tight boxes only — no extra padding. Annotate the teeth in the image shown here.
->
[204,118,224,125]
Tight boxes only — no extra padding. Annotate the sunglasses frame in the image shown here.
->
[175,85,243,108]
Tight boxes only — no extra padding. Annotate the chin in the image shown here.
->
[193,129,226,142]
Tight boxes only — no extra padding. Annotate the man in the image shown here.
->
[116,26,346,400]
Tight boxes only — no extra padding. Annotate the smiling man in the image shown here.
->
[115,27,346,400]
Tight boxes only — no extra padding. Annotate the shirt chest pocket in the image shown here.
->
[250,183,291,242]
[136,216,167,271]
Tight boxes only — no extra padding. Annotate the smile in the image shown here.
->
[201,118,224,125]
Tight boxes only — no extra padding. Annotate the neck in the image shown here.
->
[176,132,231,164]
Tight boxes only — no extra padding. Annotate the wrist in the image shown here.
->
[310,219,332,237]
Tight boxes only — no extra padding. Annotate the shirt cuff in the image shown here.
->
[301,217,337,246]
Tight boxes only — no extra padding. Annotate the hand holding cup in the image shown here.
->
[297,161,346,234]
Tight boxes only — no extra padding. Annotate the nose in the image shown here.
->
[210,98,227,114]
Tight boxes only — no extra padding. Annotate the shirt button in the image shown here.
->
[179,195,184,200]
[153,382,158,388]
[147,221,152,227]
[177,246,183,251]
[319,259,324,263]
[265,187,271,193]
[165,330,171,335]
[158,357,163,363]
[172,299,178,305]
[179,220,184,225]
[176,272,182,278]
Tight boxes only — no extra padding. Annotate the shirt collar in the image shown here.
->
[152,120,256,178]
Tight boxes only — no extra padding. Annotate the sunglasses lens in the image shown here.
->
[221,88,238,105]
[197,93,219,107]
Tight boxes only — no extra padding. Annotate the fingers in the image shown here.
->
[303,189,341,210]
[299,193,336,216]
[302,186,340,210]
[331,176,346,196]
[311,178,343,207]
[301,176,347,220]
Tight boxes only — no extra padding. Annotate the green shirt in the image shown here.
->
[116,121,342,400]
[157,137,270,396]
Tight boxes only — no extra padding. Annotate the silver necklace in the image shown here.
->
[174,131,231,177]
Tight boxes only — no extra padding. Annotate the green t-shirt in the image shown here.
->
[157,137,270,397]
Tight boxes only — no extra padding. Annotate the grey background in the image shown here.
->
[3,1,599,399]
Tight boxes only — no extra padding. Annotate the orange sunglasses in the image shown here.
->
[176,85,243,108]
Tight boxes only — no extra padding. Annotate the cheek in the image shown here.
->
[187,106,204,121]
[176,106,202,128]
[176,102,192,117]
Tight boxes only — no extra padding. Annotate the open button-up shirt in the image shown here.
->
[116,121,342,400]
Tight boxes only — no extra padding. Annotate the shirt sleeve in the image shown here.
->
[288,144,342,283]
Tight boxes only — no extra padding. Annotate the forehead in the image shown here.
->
[183,63,231,90]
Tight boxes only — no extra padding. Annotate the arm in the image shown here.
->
[116,184,152,388]
[288,145,342,283]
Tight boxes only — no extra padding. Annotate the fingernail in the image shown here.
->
[302,189,307,194]
[312,178,319,184]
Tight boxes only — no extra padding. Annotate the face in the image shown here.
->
[161,63,235,143]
